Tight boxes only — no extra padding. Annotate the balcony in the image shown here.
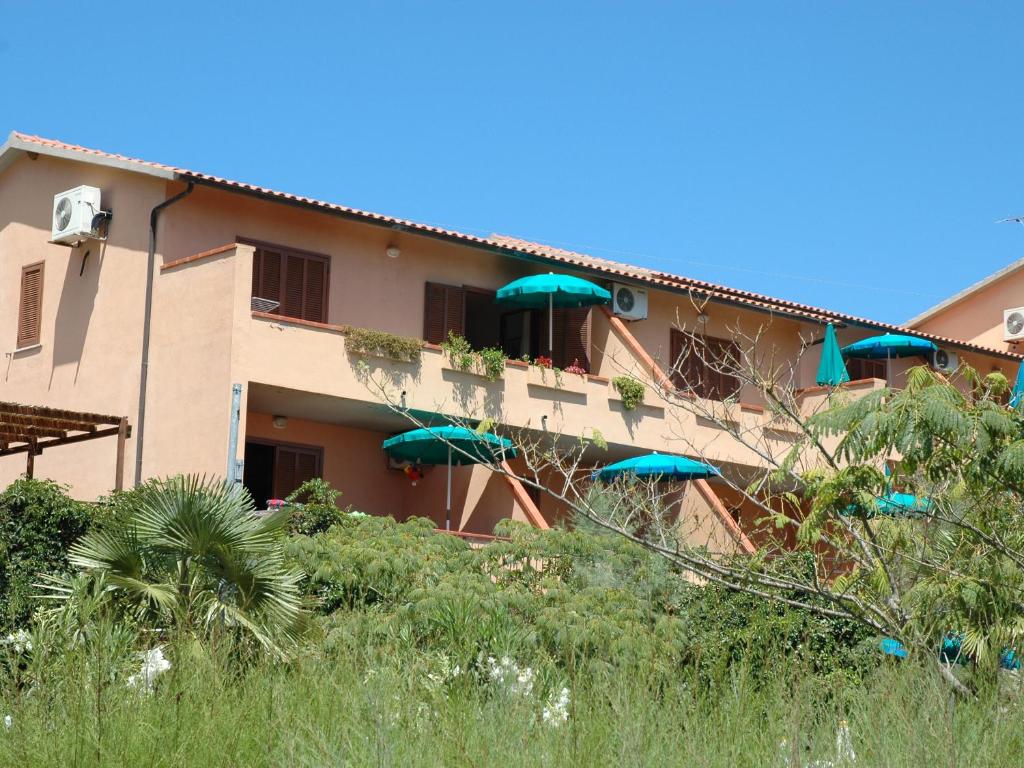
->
[237,308,834,474]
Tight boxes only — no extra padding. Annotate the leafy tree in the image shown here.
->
[359,320,1024,693]
[51,475,305,655]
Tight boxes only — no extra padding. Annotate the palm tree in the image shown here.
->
[64,475,304,654]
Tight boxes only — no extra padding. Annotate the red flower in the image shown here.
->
[564,359,587,376]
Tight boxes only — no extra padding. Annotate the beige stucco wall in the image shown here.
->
[911,268,1024,355]
[0,154,166,497]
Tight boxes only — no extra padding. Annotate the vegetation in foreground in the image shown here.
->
[0,476,1022,766]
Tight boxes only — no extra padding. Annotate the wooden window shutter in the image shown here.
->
[303,258,327,322]
[272,445,321,500]
[252,249,282,302]
[295,451,319,487]
[274,448,297,501]
[17,262,43,348]
[251,247,326,322]
[423,282,465,344]
[283,254,306,318]
[552,307,591,371]
[669,330,739,400]
[669,329,692,391]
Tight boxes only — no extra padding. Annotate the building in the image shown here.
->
[1,132,1018,544]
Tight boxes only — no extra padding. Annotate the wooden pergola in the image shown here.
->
[0,402,131,490]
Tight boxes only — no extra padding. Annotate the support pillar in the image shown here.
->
[114,417,129,491]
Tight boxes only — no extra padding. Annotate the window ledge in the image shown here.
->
[10,343,42,356]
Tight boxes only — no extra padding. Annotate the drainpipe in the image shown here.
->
[134,182,195,486]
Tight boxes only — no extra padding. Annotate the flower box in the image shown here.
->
[441,360,505,385]
[606,382,665,415]
[526,366,588,395]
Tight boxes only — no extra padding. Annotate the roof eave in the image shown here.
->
[0,131,177,181]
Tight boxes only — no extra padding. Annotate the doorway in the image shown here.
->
[242,439,322,508]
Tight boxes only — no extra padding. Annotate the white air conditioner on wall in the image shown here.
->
[612,283,648,321]
[931,347,958,373]
[51,185,103,244]
[1004,307,1024,342]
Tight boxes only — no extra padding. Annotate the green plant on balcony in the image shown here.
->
[442,331,475,371]
[441,332,507,382]
[612,375,645,410]
[345,326,423,363]
[478,346,508,382]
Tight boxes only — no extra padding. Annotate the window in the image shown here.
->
[423,282,466,344]
[669,329,740,400]
[251,246,329,323]
[424,282,592,371]
[551,307,591,371]
[845,358,886,382]
[17,262,44,348]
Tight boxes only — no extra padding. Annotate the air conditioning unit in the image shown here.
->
[612,283,648,321]
[51,185,103,244]
[931,347,958,373]
[1004,307,1024,342]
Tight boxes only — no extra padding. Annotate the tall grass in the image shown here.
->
[2,641,1022,767]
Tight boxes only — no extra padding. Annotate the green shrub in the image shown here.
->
[345,326,423,363]
[0,478,93,630]
[612,375,645,410]
[289,518,869,685]
[671,553,875,687]
[285,478,352,536]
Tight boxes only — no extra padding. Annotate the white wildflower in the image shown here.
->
[835,720,856,766]
[126,646,171,692]
[3,630,31,654]
[542,687,570,726]
[3,715,11,730]
[487,656,534,696]
[425,655,463,690]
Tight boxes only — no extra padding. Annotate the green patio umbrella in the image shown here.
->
[495,273,611,358]
[815,323,850,387]
[841,333,937,383]
[382,426,517,530]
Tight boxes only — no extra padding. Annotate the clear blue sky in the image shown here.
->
[3,2,1022,324]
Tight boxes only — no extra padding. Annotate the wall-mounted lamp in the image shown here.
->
[385,245,401,259]
[696,312,709,324]
[272,415,288,430]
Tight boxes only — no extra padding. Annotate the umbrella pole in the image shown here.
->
[548,292,554,359]
[446,444,452,531]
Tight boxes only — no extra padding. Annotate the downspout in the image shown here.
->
[134,182,195,486]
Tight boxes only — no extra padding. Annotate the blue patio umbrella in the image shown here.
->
[496,273,611,357]
[592,452,719,483]
[382,426,517,530]
[816,323,851,387]
[881,636,1020,670]
[1010,362,1024,408]
[841,333,938,382]
[842,490,931,518]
